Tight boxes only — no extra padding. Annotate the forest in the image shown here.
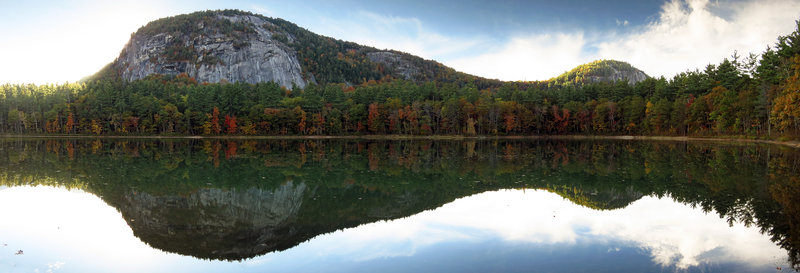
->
[1,20,799,138]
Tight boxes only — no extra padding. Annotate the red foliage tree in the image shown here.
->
[552,106,570,134]
[224,115,237,134]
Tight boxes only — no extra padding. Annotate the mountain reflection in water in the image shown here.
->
[0,139,798,272]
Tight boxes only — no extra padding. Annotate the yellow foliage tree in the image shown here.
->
[771,55,800,133]
[90,119,102,135]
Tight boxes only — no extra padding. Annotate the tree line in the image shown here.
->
[2,21,800,138]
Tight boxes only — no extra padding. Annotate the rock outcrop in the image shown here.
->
[115,13,306,88]
[367,51,422,80]
[585,65,648,85]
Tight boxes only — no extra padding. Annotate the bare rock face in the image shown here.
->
[586,66,648,85]
[115,14,306,88]
[367,51,421,80]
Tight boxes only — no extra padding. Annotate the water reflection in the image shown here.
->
[0,186,179,273]
[285,190,787,272]
[0,139,798,272]
[0,187,790,273]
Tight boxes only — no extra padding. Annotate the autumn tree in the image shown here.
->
[66,113,75,134]
[210,107,222,134]
[224,115,237,134]
[294,106,307,134]
[771,55,800,133]
[367,103,381,133]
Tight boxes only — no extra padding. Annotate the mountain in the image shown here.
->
[550,60,648,86]
[107,9,647,89]
[110,9,472,88]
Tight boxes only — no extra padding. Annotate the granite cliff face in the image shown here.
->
[585,65,648,85]
[115,13,306,88]
[110,10,464,87]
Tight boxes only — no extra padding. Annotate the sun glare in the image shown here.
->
[0,1,168,85]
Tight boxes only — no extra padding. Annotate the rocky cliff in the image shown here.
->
[115,12,307,88]
[110,10,466,88]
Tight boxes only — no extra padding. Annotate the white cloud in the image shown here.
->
[308,10,486,61]
[597,0,800,78]
[304,10,590,81]
[446,33,590,81]
[445,0,800,81]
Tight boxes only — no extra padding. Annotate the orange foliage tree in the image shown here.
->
[367,103,381,133]
[65,113,74,134]
[210,107,222,134]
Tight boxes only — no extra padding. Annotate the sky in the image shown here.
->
[0,0,799,84]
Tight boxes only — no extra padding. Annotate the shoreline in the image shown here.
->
[2,134,799,149]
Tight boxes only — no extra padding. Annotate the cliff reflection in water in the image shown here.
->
[0,139,798,269]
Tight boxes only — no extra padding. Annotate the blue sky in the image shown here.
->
[0,0,799,84]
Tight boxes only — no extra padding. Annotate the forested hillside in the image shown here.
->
[1,12,800,138]
[549,60,648,86]
[104,10,495,88]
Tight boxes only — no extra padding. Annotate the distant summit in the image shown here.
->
[550,60,649,86]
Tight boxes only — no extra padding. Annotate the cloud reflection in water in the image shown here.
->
[292,189,786,270]
[0,186,789,272]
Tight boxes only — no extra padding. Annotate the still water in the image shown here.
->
[0,139,798,272]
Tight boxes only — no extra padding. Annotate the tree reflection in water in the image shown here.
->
[0,138,798,270]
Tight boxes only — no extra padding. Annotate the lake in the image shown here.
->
[0,138,798,272]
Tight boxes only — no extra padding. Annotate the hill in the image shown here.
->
[109,9,481,88]
[550,60,648,86]
[106,9,647,89]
